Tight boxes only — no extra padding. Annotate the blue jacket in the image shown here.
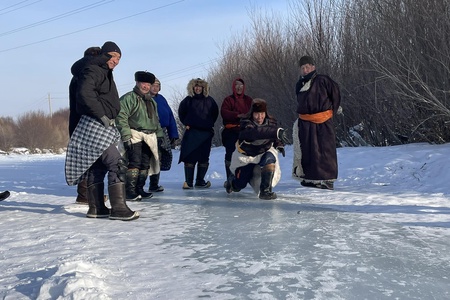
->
[153,93,179,139]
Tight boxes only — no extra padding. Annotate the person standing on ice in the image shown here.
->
[65,41,139,221]
[178,78,219,189]
[220,78,253,185]
[116,71,163,201]
[293,55,341,190]
[146,78,179,193]
[225,98,289,200]
[68,46,108,205]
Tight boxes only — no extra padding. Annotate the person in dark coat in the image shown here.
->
[70,41,139,221]
[220,78,253,184]
[178,78,219,189]
[294,55,341,190]
[68,46,108,205]
[225,98,288,200]
[147,78,179,192]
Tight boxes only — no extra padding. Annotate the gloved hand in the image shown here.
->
[276,146,285,157]
[157,137,164,148]
[100,115,114,129]
[123,139,133,152]
[277,128,289,144]
[170,138,177,149]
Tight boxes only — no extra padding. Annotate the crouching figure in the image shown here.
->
[225,98,289,200]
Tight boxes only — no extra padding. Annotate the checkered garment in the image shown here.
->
[65,115,121,186]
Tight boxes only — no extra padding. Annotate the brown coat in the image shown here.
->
[296,73,341,181]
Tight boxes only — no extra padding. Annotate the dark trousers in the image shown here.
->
[87,144,123,186]
[127,142,151,169]
[233,152,276,190]
[222,128,239,162]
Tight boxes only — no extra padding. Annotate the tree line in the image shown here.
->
[207,0,450,146]
[2,0,449,152]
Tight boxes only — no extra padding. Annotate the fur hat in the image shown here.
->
[251,98,267,113]
[187,78,209,97]
[135,71,155,84]
[101,41,121,56]
[299,55,314,66]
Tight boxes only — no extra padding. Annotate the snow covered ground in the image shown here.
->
[1,144,450,299]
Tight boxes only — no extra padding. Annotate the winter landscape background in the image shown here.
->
[1,144,450,299]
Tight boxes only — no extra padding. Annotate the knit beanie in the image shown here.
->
[299,55,314,66]
[101,41,121,56]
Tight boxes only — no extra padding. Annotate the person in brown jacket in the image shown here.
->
[294,55,341,190]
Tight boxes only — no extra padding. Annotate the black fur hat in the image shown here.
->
[135,71,156,84]
[251,98,267,113]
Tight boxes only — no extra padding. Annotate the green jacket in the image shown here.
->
[116,90,164,141]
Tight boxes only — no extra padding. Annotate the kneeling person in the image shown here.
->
[226,98,288,200]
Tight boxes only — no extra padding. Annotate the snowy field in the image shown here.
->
[1,144,450,299]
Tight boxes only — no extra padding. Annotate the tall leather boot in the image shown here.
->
[259,163,277,200]
[136,169,153,199]
[223,160,232,188]
[149,172,164,192]
[183,163,195,189]
[195,162,211,188]
[125,168,140,201]
[75,177,88,205]
[86,182,110,218]
[108,182,139,221]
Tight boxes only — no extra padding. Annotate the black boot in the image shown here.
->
[75,178,88,205]
[183,163,195,189]
[225,174,241,194]
[136,170,153,199]
[149,173,164,192]
[125,168,141,201]
[86,182,110,218]
[223,160,232,188]
[195,162,211,188]
[259,164,277,200]
[108,182,139,221]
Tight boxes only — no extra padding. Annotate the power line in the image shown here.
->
[0,0,42,16]
[0,0,113,37]
[0,0,185,53]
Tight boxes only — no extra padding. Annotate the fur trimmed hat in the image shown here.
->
[101,41,121,56]
[187,78,209,97]
[251,98,267,113]
[299,55,314,66]
[135,71,155,84]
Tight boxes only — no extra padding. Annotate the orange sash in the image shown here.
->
[299,109,333,124]
[225,124,239,129]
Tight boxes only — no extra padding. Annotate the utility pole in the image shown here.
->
[48,93,52,117]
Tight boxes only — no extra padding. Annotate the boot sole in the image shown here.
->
[86,214,109,218]
[109,211,140,221]
[126,195,142,201]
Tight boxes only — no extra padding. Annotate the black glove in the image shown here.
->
[157,137,164,148]
[276,146,285,157]
[277,128,289,144]
[170,138,177,149]
[100,115,114,129]
[123,139,133,152]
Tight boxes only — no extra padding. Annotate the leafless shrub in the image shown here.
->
[0,117,17,152]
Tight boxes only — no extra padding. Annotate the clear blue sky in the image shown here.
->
[0,0,289,118]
